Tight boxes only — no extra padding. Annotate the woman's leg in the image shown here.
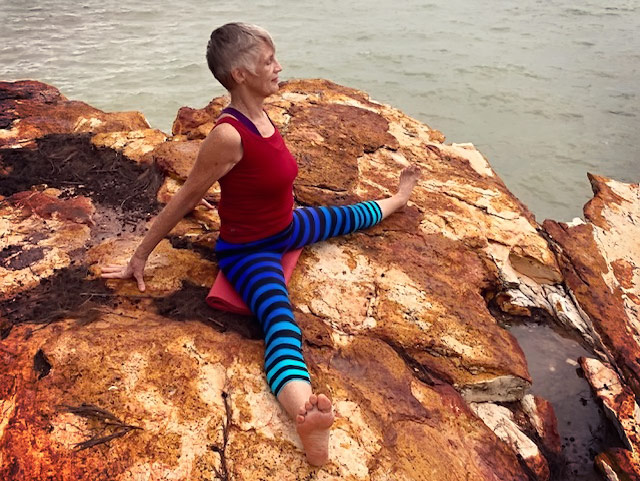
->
[217,249,333,465]
[218,251,310,394]
[288,164,421,249]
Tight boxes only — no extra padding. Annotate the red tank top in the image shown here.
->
[215,116,298,243]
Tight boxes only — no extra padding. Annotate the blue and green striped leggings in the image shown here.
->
[214,201,383,396]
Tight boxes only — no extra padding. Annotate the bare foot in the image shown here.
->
[296,393,334,466]
[397,164,421,203]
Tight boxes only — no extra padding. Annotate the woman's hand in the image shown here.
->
[101,254,148,292]
[199,198,216,210]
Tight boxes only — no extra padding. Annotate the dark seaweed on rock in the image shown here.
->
[0,266,117,333]
[153,282,262,340]
[0,133,163,220]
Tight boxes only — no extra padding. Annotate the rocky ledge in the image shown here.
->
[0,79,637,480]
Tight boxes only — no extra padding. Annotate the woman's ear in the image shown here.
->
[230,67,246,86]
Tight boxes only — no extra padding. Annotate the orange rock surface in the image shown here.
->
[0,80,150,148]
[0,79,597,480]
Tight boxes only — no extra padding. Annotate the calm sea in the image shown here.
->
[1,0,638,222]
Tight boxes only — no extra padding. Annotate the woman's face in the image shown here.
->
[245,42,282,97]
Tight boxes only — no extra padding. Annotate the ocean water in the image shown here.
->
[1,0,638,221]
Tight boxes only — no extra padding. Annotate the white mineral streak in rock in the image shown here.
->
[356,150,404,198]
[48,412,90,450]
[0,124,19,141]
[301,243,378,332]
[461,375,529,403]
[334,97,380,113]
[121,352,148,392]
[73,116,104,131]
[520,394,547,441]
[377,267,434,331]
[280,92,310,103]
[0,393,17,442]
[446,143,495,178]
[330,400,381,479]
[544,284,609,354]
[581,357,639,453]
[566,217,585,227]
[440,334,477,358]
[471,402,549,480]
[598,460,622,481]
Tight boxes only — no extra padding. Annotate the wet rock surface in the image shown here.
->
[0,79,635,480]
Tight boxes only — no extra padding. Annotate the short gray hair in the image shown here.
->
[206,23,275,90]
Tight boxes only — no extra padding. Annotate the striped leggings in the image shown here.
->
[215,201,383,396]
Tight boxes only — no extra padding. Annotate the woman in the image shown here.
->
[102,22,420,466]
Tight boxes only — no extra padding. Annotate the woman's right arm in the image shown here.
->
[100,123,242,291]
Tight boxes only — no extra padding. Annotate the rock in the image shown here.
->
[86,237,216,298]
[520,394,563,458]
[470,402,550,481]
[0,78,574,479]
[541,175,640,481]
[596,448,640,481]
[580,358,640,455]
[172,95,227,139]
[0,190,93,300]
[543,176,640,397]
[150,139,202,180]
[0,81,150,148]
[91,129,167,163]
[0,311,534,481]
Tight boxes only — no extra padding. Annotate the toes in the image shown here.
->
[316,394,332,413]
[298,405,307,416]
[309,394,318,406]
[296,414,305,424]
[305,401,313,411]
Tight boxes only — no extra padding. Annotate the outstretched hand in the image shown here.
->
[101,254,148,292]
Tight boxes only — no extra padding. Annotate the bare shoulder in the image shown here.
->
[199,122,242,165]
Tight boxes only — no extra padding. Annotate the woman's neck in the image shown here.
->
[228,90,265,122]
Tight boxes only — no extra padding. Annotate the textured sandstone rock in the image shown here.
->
[544,176,640,396]
[596,448,640,481]
[580,358,640,452]
[470,402,550,481]
[150,139,202,180]
[579,357,640,480]
[542,176,640,480]
[520,394,563,458]
[91,129,167,163]
[1,190,93,300]
[0,81,150,148]
[87,237,216,298]
[0,79,576,480]
[163,79,579,405]
[1,311,531,481]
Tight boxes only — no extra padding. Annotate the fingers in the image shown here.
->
[100,268,125,277]
[101,272,126,279]
[199,198,215,210]
[134,272,146,292]
[99,256,147,291]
